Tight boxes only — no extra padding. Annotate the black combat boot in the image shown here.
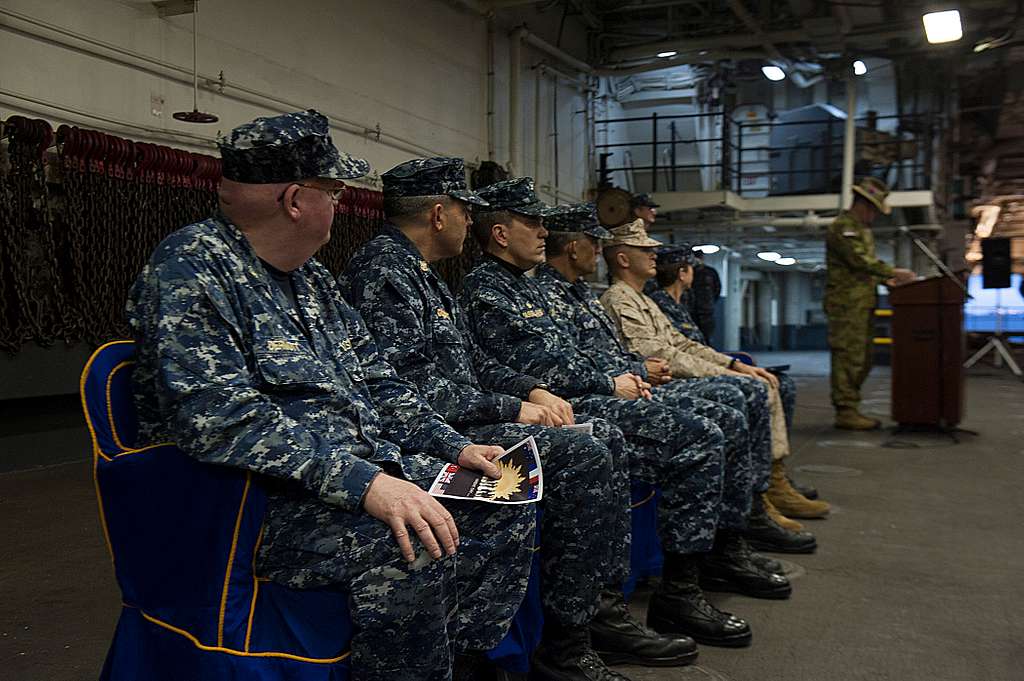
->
[589,589,698,667]
[532,619,634,681]
[700,532,791,599]
[646,553,752,648]
[749,550,785,575]
[742,494,817,554]
[453,652,497,681]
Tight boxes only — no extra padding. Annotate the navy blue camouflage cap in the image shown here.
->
[630,193,660,208]
[545,203,613,239]
[218,109,370,184]
[657,243,698,267]
[382,157,489,207]
[475,178,555,218]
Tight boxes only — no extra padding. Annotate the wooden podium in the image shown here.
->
[889,276,966,427]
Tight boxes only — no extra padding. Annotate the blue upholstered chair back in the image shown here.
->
[81,341,351,680]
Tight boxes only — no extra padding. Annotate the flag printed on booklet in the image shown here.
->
[429,436,543,504]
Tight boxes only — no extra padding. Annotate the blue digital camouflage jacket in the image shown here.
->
[127,214,472,513]
[533,264,647,379]
[648,288,707,344]
[459,256,616,398]
[339,225,541,427]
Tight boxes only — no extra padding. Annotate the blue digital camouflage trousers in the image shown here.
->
[257,485,535,681]
[650,383,754,529]
[568,394,726,556]
[778,372,796,430]
[462,415,629,626]
[663,375,773,494]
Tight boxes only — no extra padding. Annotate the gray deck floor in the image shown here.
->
[2,354,1023,680]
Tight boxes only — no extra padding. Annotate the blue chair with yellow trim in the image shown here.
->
[82,341,352,680]
[82,341,546,679]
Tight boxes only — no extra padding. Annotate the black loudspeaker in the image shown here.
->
[982,237,1012,289]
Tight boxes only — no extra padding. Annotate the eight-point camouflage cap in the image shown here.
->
[218,109,370,184]
[475,178,555,218]
[606,218,663,248]
[545,203,613,239]
[382,157,489,207]
[656,243,698,267]
[630,193,660,209]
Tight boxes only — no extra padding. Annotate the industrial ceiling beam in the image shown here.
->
[606,28,805,62]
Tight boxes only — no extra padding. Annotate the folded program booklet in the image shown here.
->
[428,436,543,504]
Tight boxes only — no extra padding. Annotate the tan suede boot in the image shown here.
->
[834,407,881,431]
[762,494,804,531]
[766,461,831,519]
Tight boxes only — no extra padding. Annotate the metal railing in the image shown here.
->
[594,108,937,196]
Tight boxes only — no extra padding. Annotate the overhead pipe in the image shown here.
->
[596,51,767,76]
[509,29,523,174]
[608,29,805,63]
[0,6,447,159]
[486,15,496,161]
[514,25,594,75]
[724,0,822,88]
[841,74,857,211]
[533,66,542,183]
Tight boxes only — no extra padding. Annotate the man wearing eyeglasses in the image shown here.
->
[126,110,535,681]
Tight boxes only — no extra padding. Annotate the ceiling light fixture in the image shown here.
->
[776,257,797,266]
[693,244,720,254]
[761,65,786,82]
[853,60,867,76]
[757,251,781,262]
[922,9,963,44]
[657,50,678,58]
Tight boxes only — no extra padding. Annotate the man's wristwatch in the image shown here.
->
[531,383,551,393]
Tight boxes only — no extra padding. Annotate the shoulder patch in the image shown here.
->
[339,338,353,352]
[436,307,450,319]
[522,309,545,319]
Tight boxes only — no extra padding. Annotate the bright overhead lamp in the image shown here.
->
[922,10,963,44]
[853,60,867,76]
[761,65,786,82]
[657,50,678,58]
[776,257,797,266]
[693,244,720,254]
[757,251,781,261]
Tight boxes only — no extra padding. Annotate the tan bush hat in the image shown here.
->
[851,176,892,215]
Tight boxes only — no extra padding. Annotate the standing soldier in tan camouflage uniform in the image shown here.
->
[825,177,915,430]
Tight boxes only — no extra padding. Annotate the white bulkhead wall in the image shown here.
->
[0,0,592,200]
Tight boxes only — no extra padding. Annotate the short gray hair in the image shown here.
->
[383,194,450,220]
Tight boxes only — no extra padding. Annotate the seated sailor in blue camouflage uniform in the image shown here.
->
[535,209,818,550]
[650,245,826,513]
[600,226,832,526]
[125,110,535,681]
[459,178,770,649]
[340,157,698,680]
[533,203,810,565]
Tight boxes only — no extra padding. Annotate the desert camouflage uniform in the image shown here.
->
[651,287,798,429]
[600,281,790,462]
